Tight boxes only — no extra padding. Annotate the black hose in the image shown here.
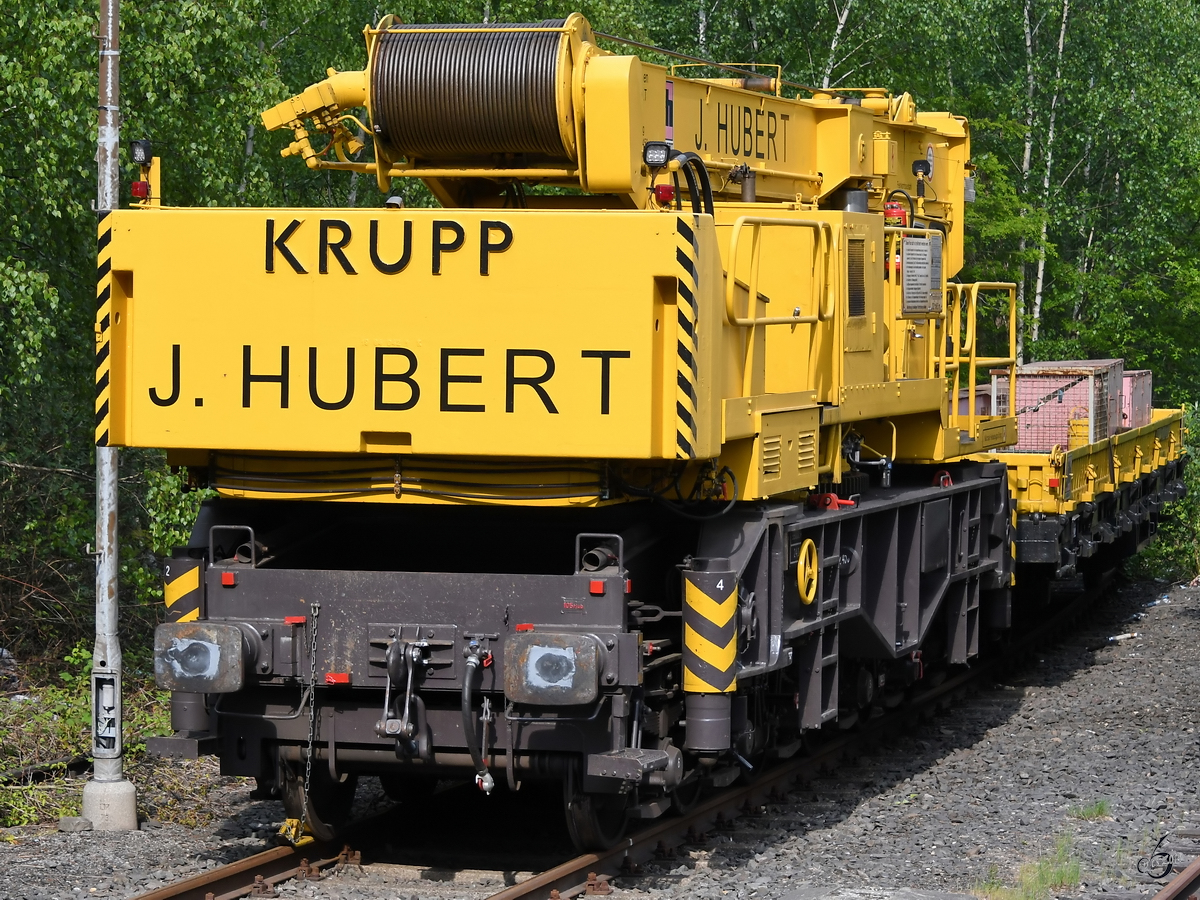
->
[461,655,494,792]
[668,151,715,216]
[695,159,715,215]
[659,466,739,520]
[677,152,715,215]
[678,158,702,215]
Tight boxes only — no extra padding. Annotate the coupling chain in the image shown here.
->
[303,600,321,832]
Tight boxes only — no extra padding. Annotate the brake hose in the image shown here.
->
[462,650,495,793]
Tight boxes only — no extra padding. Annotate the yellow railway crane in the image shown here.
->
[102,14,1017,488]
[121,16,1183,848]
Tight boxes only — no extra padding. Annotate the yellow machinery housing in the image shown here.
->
[97,15,1021,505]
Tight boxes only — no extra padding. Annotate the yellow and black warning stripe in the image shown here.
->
[163,558,203,624]
[675,217,700,459]
[682,566,737,693]
[96,213,113,447]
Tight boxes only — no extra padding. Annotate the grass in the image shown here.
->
[0,641,172,828]
[1068,799,1111,821]
[975,832,1081,900]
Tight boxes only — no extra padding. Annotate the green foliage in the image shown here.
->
[976,832,1081,900]
[0,260,59,398]
[59,640,92,684]
[1068,799,1111,821]
[1127,405,1200,580]
[0,645,170,826]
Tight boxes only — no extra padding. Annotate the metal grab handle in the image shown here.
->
[960,281,1014,355]
[723,216,834,327]
[961,284,977,354]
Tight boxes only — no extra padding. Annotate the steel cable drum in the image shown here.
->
[370,19,577,162]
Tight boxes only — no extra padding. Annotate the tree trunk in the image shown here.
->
[1016,0,1036,364]
[237,120,255,198]
[1030,0,1070,347]
[238,27,267,198]
[821,0,856,89]
[1072,223,1094,335]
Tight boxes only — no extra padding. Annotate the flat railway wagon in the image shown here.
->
[107,15,1187,849]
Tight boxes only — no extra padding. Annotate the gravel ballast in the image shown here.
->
[0,577,1196,900]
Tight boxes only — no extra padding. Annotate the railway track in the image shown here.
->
[128,578,1103,900]
[1154,854,1200,900]
[127,844,355,900]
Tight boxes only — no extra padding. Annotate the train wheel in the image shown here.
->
[281,764,358,843]
[669,776,703,815]
[379,773,439,804]
[563,765,628,850]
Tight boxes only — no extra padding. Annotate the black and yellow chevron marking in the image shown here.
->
[95,213,113,447]
[163,558,203,624]
[675,217,700,459]
[682,567,736,693]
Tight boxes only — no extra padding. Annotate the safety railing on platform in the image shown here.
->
[943,282,1017,438]
[881,226,1016,441]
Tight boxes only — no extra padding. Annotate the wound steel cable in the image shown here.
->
[371,20,571,161]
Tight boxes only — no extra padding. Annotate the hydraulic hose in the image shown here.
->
[462,652,495,793]
[678,157,702,215]
[677,152,715,216]
[668,150,715,216]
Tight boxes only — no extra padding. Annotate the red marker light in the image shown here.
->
[589,579,606,595]
[325,672,350,685]
[625,579,633,594]
[654,184,676,204]
[515,623,535,632]
[130,180,149,200]
[284,615,306,625]
[220,571,237,587]
[1048,478,1060,488]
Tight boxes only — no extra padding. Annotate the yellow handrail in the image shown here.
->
[943,282,1017,437]
[723,216,834,326]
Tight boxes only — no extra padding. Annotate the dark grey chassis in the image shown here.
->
[148,456,1185,843]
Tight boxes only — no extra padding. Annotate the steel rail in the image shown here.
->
[126,844,353,900]
[1153,854,1200,900]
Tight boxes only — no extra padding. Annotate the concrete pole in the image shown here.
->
[82,0,137,831]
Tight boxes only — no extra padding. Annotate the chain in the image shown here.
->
[302,600,320,832]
